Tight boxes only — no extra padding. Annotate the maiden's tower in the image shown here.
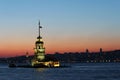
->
[31,21,60,67]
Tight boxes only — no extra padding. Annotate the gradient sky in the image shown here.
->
[0,0,120,57]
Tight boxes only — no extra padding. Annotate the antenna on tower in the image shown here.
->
[38,20,42,37]
[38,20,40,25]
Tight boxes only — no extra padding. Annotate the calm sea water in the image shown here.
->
[0,63,120,80]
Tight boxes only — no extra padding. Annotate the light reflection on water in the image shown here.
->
[0,63,120,80]
[35,68,46,72]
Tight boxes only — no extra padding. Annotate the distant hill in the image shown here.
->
[0,50,120,63]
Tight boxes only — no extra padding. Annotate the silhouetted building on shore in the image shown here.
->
[3,49,120,63]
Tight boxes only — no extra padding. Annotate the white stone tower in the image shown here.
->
[34,21,45,61]
[31,21,60,67]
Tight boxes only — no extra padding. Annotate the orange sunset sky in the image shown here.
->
[0,0,120,57]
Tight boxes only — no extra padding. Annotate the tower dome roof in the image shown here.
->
[35,40,43,44]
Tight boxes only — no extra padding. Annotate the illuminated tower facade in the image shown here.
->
[34,21,45,61]
[31,21,60,67]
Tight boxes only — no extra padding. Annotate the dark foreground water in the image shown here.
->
[0,63,120,80]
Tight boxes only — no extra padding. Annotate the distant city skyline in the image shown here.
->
[0,0,120,57]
